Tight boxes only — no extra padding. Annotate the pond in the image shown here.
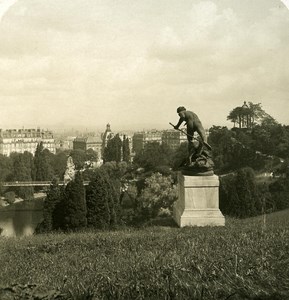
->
[0,200,44,237]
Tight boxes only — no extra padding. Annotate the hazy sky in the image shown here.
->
[0,0,289,131]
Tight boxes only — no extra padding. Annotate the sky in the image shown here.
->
[0,0,289,132]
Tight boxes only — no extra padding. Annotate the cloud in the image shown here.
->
[0,0,17,21]
[0,0,288,129]
[280,0,289,10]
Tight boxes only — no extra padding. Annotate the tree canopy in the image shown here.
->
[227,101,276,129]
[133,142,174,171]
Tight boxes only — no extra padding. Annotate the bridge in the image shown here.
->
[1,181,90,187]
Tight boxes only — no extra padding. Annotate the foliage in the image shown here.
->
[51,151,68,180]
[62,172,87,231]
[1,212,289,299]
[0,154,12,182]
[10,152,34,199]
[220,168,262,218]
[269,175,289,211]
[86,168,120,229]
[133,142,174,171]
[103,134,122,163]
[122,135,131,163]
[208,126,235,172]
[86,170,111,229]
[100,161,128,179]
[171,142,188,170]
[208,126,267,173]
[85,148,98,163]
[35,179,63,233]
[34,142,54,181]
[137,172,177,220]
[4,191,15,204]
[120,183,138,209]
[227,101,274,128]
[69,149,87,170]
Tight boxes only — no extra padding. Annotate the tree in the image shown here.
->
[85,148,98,163]
[35,179,62,233]
[10,152,34,199]
[234,167,261,217]
[227,106,250,128]
[137,172,177,220]
[219,168,261,218]
[0,154,12,182]
[87,162,124,227]
[227,102,273,129]
[268,159,289,211]
[62,172,87,230]
[51,151,69,180]
[70,149,87,170]
[86,169,117,228]
[208,126,236,172]
[269,176,289,210]
[172,142,188,170]
[34,142,54,181]
[103,134,122,163]
[208,126,266,172]
[133,142,174,171]
[122,135,131,163]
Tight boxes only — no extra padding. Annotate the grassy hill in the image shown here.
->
[0,211,289,299]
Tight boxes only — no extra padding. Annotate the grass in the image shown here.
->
[0,211,289,300]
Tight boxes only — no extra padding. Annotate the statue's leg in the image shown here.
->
[187,140,194,165]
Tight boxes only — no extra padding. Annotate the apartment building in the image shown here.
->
[0,128,55,156]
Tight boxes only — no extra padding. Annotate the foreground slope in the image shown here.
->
[0,211,289,299]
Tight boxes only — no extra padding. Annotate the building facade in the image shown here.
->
[73,136,103,160]
[132,129,189,154]
[0,128,56,156]
[132,130,163,154]
[162,129,187,150]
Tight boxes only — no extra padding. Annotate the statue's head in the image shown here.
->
[177,106,186,113]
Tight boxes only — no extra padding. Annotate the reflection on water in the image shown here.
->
[0,201,43,237]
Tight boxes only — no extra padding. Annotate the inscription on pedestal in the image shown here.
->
[173,173,225,227]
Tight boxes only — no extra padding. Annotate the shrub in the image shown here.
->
[136,172,177,220]
[62,172,87,231]
[86,169,120,229]
[4,191,15,205]
[220,167,261,218]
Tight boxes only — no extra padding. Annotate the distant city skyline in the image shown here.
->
[0,0,289,131]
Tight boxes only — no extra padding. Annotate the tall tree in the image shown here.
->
[62,172,87,231]
[11,152,34,199]
[220,168,261,218]
[70,149,87,170]
[51,151,68,180]
[35,179,62,233]
[227,102,273,129]
[122,135,130,163]
[34,142,54,181]
[103,134,122,163]
[0,154,12,182]
[86,170,111,228]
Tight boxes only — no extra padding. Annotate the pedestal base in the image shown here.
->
[173,173,225,227]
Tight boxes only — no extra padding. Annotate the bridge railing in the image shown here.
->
[1,181,90,187]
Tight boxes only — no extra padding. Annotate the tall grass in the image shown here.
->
[0,211,289,299]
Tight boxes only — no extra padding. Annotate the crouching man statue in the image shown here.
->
[171,106,214,176]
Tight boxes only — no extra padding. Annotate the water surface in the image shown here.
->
[0,200,43,237]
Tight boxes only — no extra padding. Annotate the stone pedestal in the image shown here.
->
[173,173,225,227]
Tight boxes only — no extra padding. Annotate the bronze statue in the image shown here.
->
[171,106,214,175]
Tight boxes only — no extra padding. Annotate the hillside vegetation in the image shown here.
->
[0,211,289,300]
